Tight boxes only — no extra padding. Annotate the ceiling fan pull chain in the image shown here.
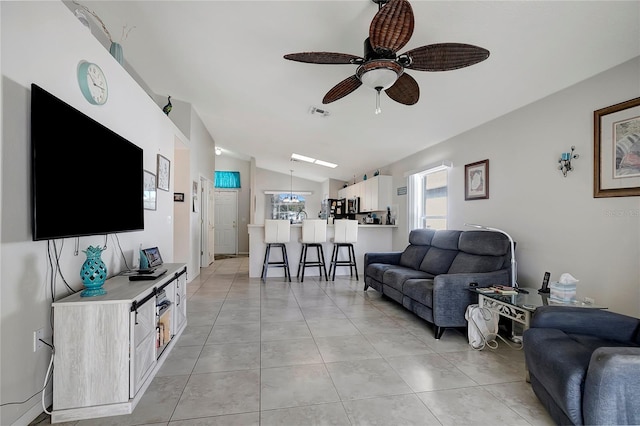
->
[375,88,382,114]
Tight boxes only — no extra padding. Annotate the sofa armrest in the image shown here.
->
[530,306,640,343]
[583,347,640,425]
[431,269,510,327]
[364,252,402,268]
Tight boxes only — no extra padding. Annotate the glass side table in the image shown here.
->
[469,287,606,330]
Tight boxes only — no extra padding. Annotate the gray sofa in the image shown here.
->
[364,228,513,338]
[524,306,640,425]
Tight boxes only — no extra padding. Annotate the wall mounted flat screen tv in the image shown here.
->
[31,84,144,241]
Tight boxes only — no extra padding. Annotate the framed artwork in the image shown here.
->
[174,192,185,202]
[143,170,157,210]
[594,97,640,198]
[465,159,489,200]
[157,154,170,191]
[192,180,199,212]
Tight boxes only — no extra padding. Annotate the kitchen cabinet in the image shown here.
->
[361,175,392,212]
[338,176,391,213]
[51,264,187,423]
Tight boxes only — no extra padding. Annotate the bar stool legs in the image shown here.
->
[296,243,328,282]
[329,243,358,281]
[261,243,291,282]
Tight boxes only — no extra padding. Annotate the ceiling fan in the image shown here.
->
[284,0,490,114]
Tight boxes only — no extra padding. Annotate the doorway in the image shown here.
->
[199,176,214,267]
[214,190,238,255]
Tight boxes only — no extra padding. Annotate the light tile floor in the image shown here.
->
[40,257,554,426]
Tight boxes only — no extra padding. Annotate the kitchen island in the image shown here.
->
[247,223,397,278]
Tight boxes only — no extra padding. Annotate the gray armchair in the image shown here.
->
[523,306,640,425]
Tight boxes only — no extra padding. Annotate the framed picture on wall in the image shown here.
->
[192,180,199,212]
[143,170,157,210]
[594,97,640,197]
[157,154,170,191]
[465,159,489,200]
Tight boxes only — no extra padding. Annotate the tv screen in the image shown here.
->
[31,84,144,241]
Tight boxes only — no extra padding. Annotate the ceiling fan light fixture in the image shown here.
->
[361,68,398,90]
[357,60,403,90]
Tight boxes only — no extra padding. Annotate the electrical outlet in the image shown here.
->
[33,328,44,352]
[584,297,595,305]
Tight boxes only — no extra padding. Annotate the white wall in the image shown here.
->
[386,57,640,317]
[173,146,191,265]
[215,155,251,253]
[0,3,215,424]
[188,109,216,271]
[253,168,324,224]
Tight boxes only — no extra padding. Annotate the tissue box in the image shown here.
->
[549,281,576,303]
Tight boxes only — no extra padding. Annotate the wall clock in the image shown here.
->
[77,61,108,105]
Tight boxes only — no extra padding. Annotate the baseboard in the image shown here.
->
[11,391,51,426]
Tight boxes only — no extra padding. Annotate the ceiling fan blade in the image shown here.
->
[369,0,414,55]
[284,52,363,65]
[322,75,362,104]
[385,73,419,105]
[403,43,490,71]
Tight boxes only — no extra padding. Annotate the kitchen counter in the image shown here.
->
[247,223,397,278]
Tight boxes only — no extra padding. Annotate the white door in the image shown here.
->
[207,188,215,264]
[199,177,214,267]
[214,191,237,255]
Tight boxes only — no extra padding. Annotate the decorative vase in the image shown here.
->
[80,245,108,297]
[109,42,124,65]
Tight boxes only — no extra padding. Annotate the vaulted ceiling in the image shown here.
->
[78,1,640,182]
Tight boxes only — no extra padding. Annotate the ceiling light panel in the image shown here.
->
[314,159,337,168]
[291,153,315,163]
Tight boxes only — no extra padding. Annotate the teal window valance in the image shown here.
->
[215,171,241,188]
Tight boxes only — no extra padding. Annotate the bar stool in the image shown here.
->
[297,220,328,282]
[329,219,359,281]
[261,220,291,282]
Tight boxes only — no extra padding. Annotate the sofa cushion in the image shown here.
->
[408,228,436,245]
[430,230,462,250]
[399,245,430,269]
[447,253,505,274]
[383,268,433,292]
[403,279,434,308]
[419,248,459,275]
[458,230,509,256]
[366,263,400,283]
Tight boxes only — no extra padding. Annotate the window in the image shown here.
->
[214,171,241,188]
[408,164,450,231]
[268,193,307,223]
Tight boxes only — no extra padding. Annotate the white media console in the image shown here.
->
[50,263,187,423]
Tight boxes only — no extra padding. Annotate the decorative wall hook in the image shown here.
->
[558,146,579,177]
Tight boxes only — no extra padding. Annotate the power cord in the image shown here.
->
[41,343,55,415]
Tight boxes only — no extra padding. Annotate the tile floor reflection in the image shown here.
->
[38,256,553,426]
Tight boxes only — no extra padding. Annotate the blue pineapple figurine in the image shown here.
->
[162,96,172,115]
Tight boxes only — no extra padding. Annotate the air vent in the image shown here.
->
[309,106,330,117]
